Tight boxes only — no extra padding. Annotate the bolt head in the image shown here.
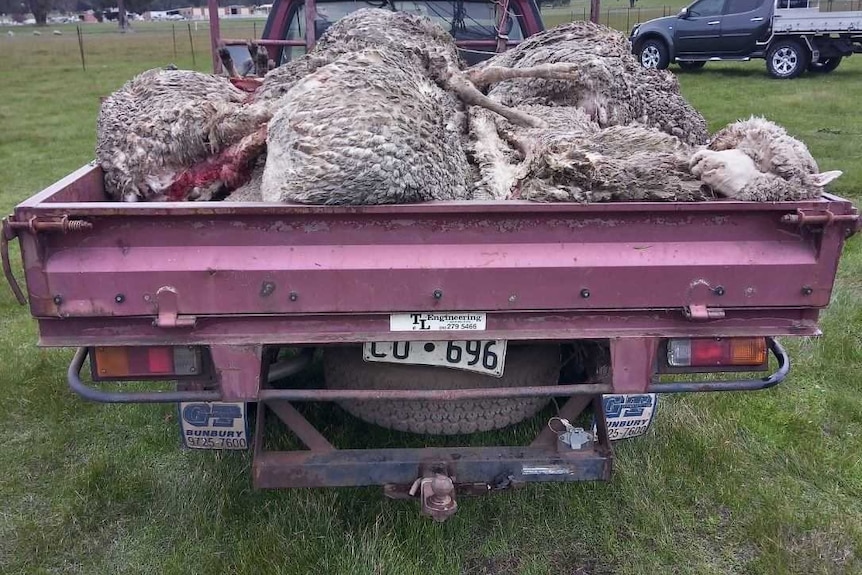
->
[580,289,590,299]
[801,286,813,296]
[52,295,62,305]
[289,291,298,301]
[433,289,443,299]
[114,294,125,303]
[713,286,726,296]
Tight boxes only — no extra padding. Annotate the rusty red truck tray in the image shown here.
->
[6,164,857,349]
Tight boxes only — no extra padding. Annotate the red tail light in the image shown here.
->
[667,338,767,368]
[92,346,202,379]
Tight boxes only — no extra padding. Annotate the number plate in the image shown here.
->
[179,401,249,450]
[363,340,507,377]
[592,394,658,441]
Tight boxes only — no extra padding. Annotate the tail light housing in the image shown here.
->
[662,337,768,373]
[90,346,205,381]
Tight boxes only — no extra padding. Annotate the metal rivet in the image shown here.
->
[53,295,62,305]
[143,294,151,302]
[580,289,590,299]
[114,294,125,303]
[289,291,298,301]
[433,289,443,300]
[260,281,276,297]
[508,295,517,303]
[801,286,813,296]
[424,343,436,352]
[713,286,726,296]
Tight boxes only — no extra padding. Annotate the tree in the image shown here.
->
[29,0,51,24]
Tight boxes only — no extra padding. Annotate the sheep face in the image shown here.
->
[706,116,843,200]
[690,149,760,198]
[691,148,842,201]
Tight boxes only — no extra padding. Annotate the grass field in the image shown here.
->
[1,16,862,575]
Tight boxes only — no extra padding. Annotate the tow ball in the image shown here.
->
[409,473,458,522]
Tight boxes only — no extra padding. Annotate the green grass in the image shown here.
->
[1,19,862,575]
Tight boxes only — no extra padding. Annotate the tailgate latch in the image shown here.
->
[684,304,726,321]
[153,286,197,328]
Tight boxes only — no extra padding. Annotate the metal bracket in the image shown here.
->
[5,215,93,234]
[684,304,726,321]
[2,215,93,306]
[782,208,860,236]
[153,286,197,328]
[1,217,26,305]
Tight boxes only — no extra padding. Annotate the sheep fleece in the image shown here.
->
[261,49,471,204]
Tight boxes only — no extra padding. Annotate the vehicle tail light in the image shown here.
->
[92,346,202,379]
[666,338,767,368]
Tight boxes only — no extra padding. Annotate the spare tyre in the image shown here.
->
[323,344,561,435]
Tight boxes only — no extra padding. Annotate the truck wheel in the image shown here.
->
[808,57,842,73]
[638,39,670,70]
[678,61,706,71]
[766,40,809,79]
[323,344,561,435]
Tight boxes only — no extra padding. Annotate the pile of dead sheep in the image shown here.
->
[96,10,842,205]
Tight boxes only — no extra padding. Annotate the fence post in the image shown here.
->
[76,25,86,72]
[172,24,177,59]
[187,22,196,67]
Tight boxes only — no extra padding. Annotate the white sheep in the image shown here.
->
[690,117,842,201]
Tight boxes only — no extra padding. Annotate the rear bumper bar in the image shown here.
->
[66,339,790,403]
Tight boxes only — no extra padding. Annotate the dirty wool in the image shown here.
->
[96,11,841,204]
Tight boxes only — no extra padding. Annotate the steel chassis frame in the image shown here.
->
[66,339,789,507]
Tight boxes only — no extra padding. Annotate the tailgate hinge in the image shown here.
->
[684,304,726,321]
[2,215,94,307]
[782,208,860,237]
[5,215,93,234]
[153,286,197,328]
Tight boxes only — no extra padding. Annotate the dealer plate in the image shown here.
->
[363,340,507,377]
[179,401,249,450]
[389,312,487,332]
[592,393,658,440]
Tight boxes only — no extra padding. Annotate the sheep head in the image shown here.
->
[691,148,842,201]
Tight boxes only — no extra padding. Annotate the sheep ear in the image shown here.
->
[811,170,843,187]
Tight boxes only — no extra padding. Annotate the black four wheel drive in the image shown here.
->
[629,0,862,78]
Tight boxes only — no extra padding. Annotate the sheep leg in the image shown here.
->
[163,125,268,201]
[470,111,521,199]
[218,45,239,78]
[248,40,270,77]
[442,70,547,128]
[465,63,581,88]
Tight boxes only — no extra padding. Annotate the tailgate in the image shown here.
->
[8,164,859,345]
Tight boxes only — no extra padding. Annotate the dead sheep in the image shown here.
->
[96,10,840,206]
[259,9,581,205]
[488,122,709,203]
[96,68,270,202]
[475,21,709,146]
[693,116,842,200]
[261,48,473,204]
